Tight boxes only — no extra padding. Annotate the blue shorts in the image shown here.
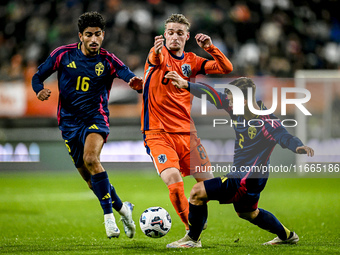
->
[61,122,109,168]
[204,176,261,213]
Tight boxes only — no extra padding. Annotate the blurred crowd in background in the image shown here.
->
[0,0,340,82]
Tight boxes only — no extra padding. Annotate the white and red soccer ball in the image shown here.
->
[139,207,172,238]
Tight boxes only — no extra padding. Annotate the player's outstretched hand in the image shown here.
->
[165,71,188,89]
[129,76,143,91]
[195,33,212,49]
[154,35,164,54]
[296,146,314,157]
[37,88,51,101]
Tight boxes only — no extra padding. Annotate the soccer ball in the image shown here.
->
[139,207,172,238]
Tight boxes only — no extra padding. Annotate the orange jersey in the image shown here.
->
[141,45,233,133]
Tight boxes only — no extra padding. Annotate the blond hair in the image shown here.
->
[165,14,190,31]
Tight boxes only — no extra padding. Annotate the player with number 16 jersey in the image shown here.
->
[32,42,135,132]
[31,12,143,239]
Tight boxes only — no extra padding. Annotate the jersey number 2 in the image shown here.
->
[76,76,90,91]
[239,134,244,149]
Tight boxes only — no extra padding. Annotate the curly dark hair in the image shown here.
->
[78,11,106,33]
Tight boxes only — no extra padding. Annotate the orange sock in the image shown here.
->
[168,182,189,230]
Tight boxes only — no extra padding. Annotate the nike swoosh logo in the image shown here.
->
[166,64,171,67]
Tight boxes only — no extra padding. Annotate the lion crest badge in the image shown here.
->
[181,64,192,77]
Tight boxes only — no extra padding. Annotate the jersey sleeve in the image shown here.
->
[188,82,232,113]
[203,44,233,74]
[262,117,304,153]
[32,53,58,94]
[147,46,165,66]
[115,65,135,83]
[110,54,136,83]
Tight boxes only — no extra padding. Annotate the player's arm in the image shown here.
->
[147,35,165,66]
[32,55,56,101]
[195,33,233,74]
[264,119,314,156]
[165,71,230,110]
[113,59,143,92]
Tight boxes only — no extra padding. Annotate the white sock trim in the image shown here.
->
[118,203,128,216]
[104,213,115,221]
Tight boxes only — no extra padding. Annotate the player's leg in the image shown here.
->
[84,132,136,238]
[182,134,212,230]
[235,197,298,245]
[82,133,122,238]
[145,132,190,230]
[77,162,126,215]
[189,133,214,182]
[63,130,120,238]
[83,133,115,213]
[166,180,210,248]
[167,175,236,248]
[160,167,190,230]
[77,165,92,189]
[187,182,209,239]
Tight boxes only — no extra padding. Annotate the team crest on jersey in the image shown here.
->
[181,64,192,77]
[95,62,104,76]
[248,126,257,139]
[158,154,167,164]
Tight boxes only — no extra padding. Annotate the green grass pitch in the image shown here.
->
[0,169,339,254]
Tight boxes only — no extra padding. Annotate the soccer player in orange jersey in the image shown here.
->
[141,14,233,231]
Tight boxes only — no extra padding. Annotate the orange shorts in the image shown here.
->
[144,131,211,177]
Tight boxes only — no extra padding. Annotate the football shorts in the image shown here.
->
[144,131,211,177]
[62,122,109,168]
[204,176,260,213]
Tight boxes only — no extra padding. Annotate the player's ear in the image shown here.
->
[78,32,83,42]
[186,32,190,41]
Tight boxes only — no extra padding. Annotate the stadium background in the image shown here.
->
[0,1,339,254]
[0,0,339,171]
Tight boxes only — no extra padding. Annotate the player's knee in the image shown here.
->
[237,210,259,221]
[190,183,205,205]
[83,153,99,168]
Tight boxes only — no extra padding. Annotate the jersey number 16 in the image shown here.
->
[76,76,90,91]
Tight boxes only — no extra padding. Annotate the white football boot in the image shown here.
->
[120,201,136,238]
[263,232,299,245]
[104,217,120,238]
[167,234,202,248]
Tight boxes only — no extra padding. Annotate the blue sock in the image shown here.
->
[91,171,113,215]
[188,202,207,241]
[250,208,290,240]
[110,184,123,212]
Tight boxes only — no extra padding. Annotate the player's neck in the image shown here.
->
[169,49,184,57]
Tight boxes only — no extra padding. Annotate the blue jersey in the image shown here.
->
[189,82,303,192]
[32,43,135,132]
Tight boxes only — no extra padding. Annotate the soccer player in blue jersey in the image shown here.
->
[164,72,314,248]
[32,12,143,239]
